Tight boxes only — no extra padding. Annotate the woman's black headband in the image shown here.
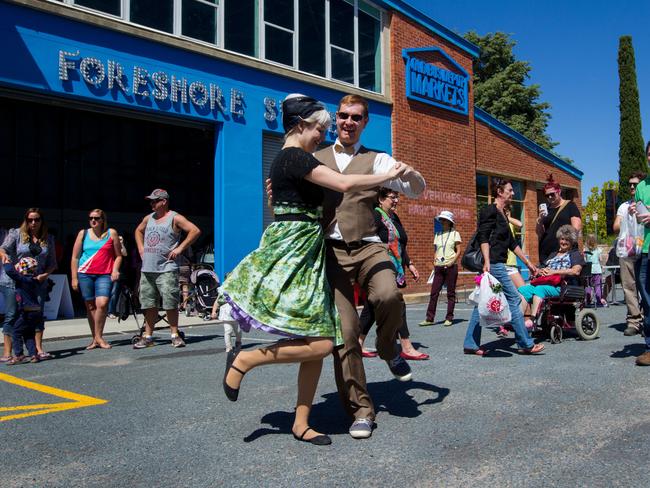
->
[282,96,325,133]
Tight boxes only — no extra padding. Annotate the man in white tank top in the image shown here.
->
[134,189,201,349]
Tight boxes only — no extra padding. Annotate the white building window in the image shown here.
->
[61,0,383,93]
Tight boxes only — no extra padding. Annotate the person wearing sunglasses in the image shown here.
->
[612,173,645,336]
[317,94,425,439]
[535,175,582,263]
[0,208,58,362]
[70,209,123,350]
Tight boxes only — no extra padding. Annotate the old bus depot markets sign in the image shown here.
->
[402,47,469,115]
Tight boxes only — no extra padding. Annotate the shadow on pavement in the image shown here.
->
[243,380,449,442]
[610,342,646,358]
[607,322,627,333]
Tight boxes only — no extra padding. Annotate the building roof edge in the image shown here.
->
[375,0,480,58]
[474,107,584,180]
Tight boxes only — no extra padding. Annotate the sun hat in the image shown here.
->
[435,210,455,225]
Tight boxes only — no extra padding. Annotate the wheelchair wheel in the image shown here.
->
[575,309,599,340]
[549,323,563,344]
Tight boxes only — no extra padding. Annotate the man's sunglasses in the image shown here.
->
[337,112,364,122]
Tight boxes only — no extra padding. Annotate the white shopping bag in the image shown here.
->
[477,272,511,327]
[468,286,480,306]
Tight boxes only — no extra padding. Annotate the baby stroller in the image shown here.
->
[530,263,600,344]
[185,265,220,319]
[116,284,183,345]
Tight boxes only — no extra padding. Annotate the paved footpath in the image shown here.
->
[2,302,650,488]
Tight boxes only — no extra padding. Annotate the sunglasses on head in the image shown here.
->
[337,112,364,122]
[26,218,41,223]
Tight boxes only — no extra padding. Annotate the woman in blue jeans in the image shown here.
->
[463,178,544,356]
[0,208,58,361]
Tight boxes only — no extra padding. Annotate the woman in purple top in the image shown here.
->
[0,208,57,361]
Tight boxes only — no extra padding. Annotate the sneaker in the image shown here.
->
[387,354,412,381]
[349,418,375,439]
[107,313,118,319]
[624,326,641,337]
[636,351,650,366]
[418,320,435,327]
[443,320,453,327]
[171,334,186,348]
[133,336,154,349]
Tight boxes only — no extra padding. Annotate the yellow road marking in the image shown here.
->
[0,372,107,422]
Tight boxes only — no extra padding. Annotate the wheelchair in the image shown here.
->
[530,263,600,344]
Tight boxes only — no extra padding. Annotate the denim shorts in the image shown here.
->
[78,273,113,301]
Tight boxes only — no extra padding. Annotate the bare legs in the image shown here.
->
[143,308,180,337]
[84,297,111,349]
[226,337,333,440]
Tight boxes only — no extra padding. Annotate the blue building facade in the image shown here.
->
[0,1,393,278]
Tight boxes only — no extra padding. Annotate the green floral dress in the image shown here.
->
[221,148,342,345]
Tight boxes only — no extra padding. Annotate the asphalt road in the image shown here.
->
[2,302,650,488]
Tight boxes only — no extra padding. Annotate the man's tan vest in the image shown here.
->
[316,146,379,243]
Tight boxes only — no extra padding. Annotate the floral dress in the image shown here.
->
[222,147,342,345]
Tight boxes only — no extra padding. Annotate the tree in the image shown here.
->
[617,36,646,202]
[465,31,558,151]
[583,181,618,242]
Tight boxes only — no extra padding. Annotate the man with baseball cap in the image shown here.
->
[134,189,201,348]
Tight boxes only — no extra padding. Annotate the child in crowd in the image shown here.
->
[211,287,241,352]
[3,257,44,365]
[584,234,607,307]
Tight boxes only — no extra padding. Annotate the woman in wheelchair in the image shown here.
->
[518,225,585,329]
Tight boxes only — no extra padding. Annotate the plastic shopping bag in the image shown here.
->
[467,274,483,306]
[616,210,643,258]
[477,272,511,327]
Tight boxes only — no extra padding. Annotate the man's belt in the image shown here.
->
[326,240,371,250]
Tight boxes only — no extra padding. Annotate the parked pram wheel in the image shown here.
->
[575,310,599,340]
[549,323,563,344]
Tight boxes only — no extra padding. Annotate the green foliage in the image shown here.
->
[618,36,646,202]
[583,181,618,242]
[465,31,560,153]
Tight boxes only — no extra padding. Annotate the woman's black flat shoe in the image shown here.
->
[292,427,332,446]
[223,349,246,402]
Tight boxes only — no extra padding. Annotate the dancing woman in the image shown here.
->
[221,94,405,446]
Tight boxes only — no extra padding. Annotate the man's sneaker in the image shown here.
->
[418,320,435,327]
[443,320,453,327]
[349,418,375,439]
[387,354,412,381]
[636,351,650,366]
[624,325,641,336]
[171,334,186,348]
[133,336,154,349]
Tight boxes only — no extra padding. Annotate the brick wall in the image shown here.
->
[387,12,582,297]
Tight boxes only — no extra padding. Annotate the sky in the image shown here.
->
[406,0,650,203]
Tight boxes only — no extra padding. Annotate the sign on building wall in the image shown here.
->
[402,47,469,115]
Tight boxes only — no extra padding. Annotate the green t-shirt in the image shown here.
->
[634,177,650,253]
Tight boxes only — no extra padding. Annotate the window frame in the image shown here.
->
[59,0,384,94]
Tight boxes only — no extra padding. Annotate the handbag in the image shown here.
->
[530,274,562,286]
[461,232,484,272]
